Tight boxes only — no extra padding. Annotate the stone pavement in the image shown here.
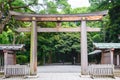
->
[38,65,81,73]
[1,65,120,80]
[2,73,120,80]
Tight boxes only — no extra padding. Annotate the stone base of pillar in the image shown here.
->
[117,55,119,66]
[80,75,90,78]
[24,75,39,79]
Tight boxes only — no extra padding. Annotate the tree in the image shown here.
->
[0,0,37,64]
[105,5,120,42]
[89,0,120,43]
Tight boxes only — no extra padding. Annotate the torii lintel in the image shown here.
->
[9,10,108,22]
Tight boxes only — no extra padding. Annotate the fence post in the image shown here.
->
[4,51,8,77]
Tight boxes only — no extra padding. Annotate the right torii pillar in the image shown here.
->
[81,18,88,75]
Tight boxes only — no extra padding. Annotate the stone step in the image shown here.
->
[114,70,120,77]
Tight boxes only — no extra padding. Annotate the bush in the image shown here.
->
[16,55,28,64]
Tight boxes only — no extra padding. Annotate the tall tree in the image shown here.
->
[89,0,120,42]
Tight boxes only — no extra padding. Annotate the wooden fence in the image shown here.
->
[88,64,115,78]
[5,65,30,77]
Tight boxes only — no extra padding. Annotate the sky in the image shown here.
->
[68,0,90,8]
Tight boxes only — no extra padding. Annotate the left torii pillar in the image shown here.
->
[30,17,37,75]
[81,18,88,75]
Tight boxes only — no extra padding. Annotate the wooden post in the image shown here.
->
[14,53,16,64]
[117,55,119,66]
[81,19,88,75]
[101,50,106,64]
[56,22,61,28]
[30,17,37,75]
[4,50,8,76]
[110,49,114,64]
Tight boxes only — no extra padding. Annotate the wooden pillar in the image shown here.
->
[4,50,8,76]
[77,53,80,63]
[117,55,119,66]
[14,53,16,64]
[81,19,88,75]
[30,17,37,75]
[110,49,114,64]
[101,50,104,64]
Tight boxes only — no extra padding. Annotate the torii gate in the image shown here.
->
[9,10,107,75]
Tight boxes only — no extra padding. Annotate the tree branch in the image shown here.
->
[8,0,39,10]
[11,4,32,9]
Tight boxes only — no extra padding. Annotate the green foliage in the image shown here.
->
[38,22,56,28]
[16,55,28,64]
[104,5,120,42]
[89,0,120,43]
[0,31,10,44]
[47,1,58,14]
[55,33,80,54]
[56,0,71,13]
[89,0,112,10]
[71,7,90,14]
[11,0,25,6]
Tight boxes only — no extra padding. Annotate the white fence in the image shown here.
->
[88,64,115,78]
[5,65,30,77]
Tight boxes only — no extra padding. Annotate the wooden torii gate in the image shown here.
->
[9,10,107,75]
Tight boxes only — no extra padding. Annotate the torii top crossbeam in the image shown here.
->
[9,10,108,22]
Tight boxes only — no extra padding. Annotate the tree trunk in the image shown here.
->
[48,51,52,64]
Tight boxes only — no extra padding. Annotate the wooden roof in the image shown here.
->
[88,50,101,55]
[9,10,108,22]
[0,44,24,50]
[93,43,120,49]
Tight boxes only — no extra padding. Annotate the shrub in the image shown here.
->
[16,55,28,64]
